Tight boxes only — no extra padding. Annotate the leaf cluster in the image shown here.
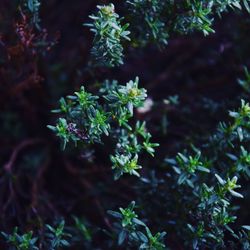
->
[85,3,130,67]
[108,201,166,249]
[48,77,158,179]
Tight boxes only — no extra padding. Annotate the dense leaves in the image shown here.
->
[48,78,158,179]
[85,4,130,67]
[0,0,250,249]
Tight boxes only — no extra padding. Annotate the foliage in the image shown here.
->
[108,201,166,249]
[24,0,41,29]
[85,3,130,67]
[155,99,250,249]
[0,219,93,250]
[238,66,250,93]
[1,0,250,250]
[126,0,168,47]
[85,1,250,65]
[48,78,158,179]
[45,220,72,250]
[85,0,250,56]
[1,228,38,250]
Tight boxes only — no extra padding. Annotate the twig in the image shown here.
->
[4,138,44,173]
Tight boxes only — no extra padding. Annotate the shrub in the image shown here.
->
[1,1,250,249]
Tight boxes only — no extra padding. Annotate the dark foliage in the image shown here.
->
[0,0,250,249]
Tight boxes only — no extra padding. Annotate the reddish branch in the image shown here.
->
[64,160,113,230]
[4,138,44,173]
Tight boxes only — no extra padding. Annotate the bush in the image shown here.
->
[0,0,250,249]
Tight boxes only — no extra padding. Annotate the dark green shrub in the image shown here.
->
[1,1,250,249]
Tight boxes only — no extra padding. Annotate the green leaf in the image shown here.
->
[118,230,127,245]
[242,225,250,230]
[243,0,250,12]
[197,166,210,173]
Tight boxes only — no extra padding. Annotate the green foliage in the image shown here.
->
[45,220,72,250]
[126,0,168,47]
[84,1,250,67]
[238,66,250,93]
[46,3,250,248]
[167,151,210,187]
[174,0,250,36]
[85,3,130,67]
[184,173,245,248]
[72,216,92,242]
[108,201,166,249]
[159,99,250,248]
[210,99,250,151]
[48,77,158,179]
[0,218,94,249]
[1,227,38,250]
[3,1,250,249]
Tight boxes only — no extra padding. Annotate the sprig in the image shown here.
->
[85,3,130,67]
[108,201,166,249]
[48,77,158,179]
[1,227,38,250]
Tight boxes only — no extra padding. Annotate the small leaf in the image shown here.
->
[237,127,243,141]
[197,166,210,173]
[229,189,244,198]
[107,210,122,219]
[118,230,126,245]
[243,0,250,13]
[242,225,250,230]
[178,173,187,185]
[215,174,226,185]
[132,218,146,227]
